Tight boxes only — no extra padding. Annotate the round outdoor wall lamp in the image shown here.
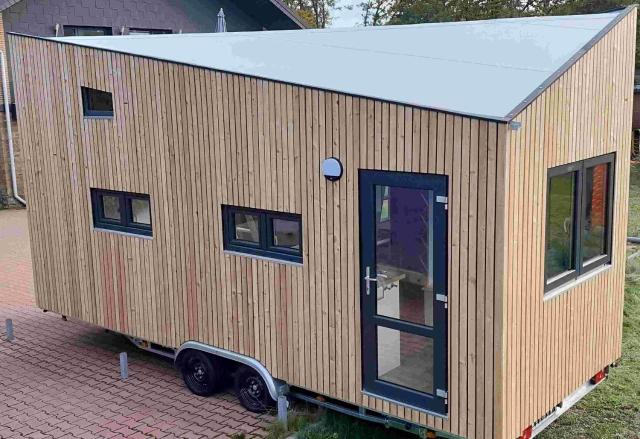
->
[322,157,343,182]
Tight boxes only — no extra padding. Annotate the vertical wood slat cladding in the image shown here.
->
[10,33,507,437]
[499,12,636,439]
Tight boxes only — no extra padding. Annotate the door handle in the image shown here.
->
[365,266,377,296]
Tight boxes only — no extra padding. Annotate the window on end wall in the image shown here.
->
[91,189,152,237]
[545,153,614,293]
[64,25,113,36]
[81,87,113,117]
[222,206,302,263]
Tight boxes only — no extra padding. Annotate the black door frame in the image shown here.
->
[359,169,448,416]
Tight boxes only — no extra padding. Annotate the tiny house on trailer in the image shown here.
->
[8,6,636,439]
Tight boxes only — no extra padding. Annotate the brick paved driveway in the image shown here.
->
[0,208,272,438]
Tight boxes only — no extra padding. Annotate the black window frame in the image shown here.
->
[63,25,113,37]
[81,86,114,118]
[222,205,302,263]
[544,153,615,293]
[91,189,152,237]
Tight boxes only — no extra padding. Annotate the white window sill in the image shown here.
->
[544,264,612,302]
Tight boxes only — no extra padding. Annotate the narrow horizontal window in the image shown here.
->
[223,205,302,263]
[544,153,614,293]
[128,28,172,35]
[64,25,113,37]
[81,87,113,117]
[91,189,152,237]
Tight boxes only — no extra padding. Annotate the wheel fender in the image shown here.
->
[175,341,279,401]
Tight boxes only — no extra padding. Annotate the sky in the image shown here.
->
[330,0,364,28]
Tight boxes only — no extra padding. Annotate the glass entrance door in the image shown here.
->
[359,170,448,415]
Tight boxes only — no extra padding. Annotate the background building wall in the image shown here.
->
[1,0,263,36]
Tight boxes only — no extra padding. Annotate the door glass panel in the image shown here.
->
[545,172,576,279]
[582,163,608,263]
[377,327,434,394]
[375,185,434,327]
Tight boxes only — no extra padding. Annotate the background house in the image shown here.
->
[0,0,305,206]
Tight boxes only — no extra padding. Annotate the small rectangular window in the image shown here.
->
[91,189,152,237]
[223,206,302,263]
[544,154,614,293]
[64,25,113,36]
[81,87,113,117]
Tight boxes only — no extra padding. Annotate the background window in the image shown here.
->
[128,28,172,35]
[223,206,302,263]
[64,25,112,36]
[545,172,577,279]
[544,154,614,293]
[91,189,152,237]
[81,87,113,117]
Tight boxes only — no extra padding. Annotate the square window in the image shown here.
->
[131,198,151,225]
[271,218,300,250]
[102,195,122,221]
[234,213,260,244]
[81,87,113,117]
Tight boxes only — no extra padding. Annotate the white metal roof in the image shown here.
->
[50,9,628,121]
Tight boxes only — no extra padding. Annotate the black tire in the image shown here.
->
[234,365,273,413]
[179,350,222,397]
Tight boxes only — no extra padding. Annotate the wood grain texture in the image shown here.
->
[8,10,634,437]
[498,11,636,439]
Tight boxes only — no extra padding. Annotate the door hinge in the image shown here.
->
[436,389,448,399]
[436,196,448,204]
[436,294,448,309]
[436,196,448,210]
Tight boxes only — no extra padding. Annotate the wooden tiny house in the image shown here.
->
[9,6,636,439]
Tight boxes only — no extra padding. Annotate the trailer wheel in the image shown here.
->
[179,350,222,396]
[234,365,273,413]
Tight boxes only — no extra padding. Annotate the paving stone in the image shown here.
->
[0,209,271,438]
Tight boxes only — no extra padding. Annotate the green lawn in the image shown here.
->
[264,163,640,439]
[538,162,640,438]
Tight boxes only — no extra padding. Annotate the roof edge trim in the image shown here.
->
[6,31,512,123]
[504,4,637,121]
